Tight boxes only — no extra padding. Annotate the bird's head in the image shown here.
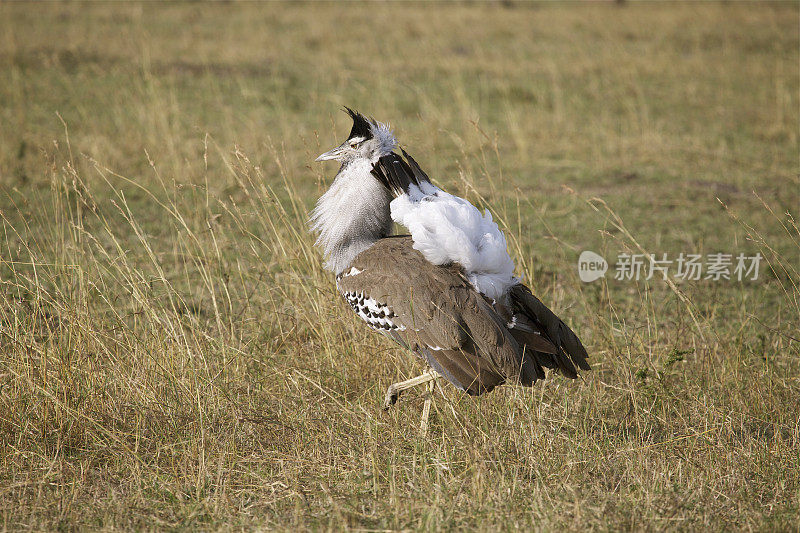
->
[315,108,397,165]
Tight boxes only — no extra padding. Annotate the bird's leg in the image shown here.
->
[419,378,436,435]
[383,369,440,410]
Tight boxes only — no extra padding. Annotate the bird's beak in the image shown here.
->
[315,144,346,162]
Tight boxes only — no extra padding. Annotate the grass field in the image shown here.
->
[1,2,798,530]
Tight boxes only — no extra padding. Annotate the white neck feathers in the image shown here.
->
[310,159,393,274]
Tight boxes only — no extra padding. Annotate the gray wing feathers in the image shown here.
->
[337,237,520,394]
[337,237,588,395]
[462,291,544,385]
[509,284,591,373]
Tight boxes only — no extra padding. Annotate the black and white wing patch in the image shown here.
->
[337,269,405,332]
[340,290,406,332]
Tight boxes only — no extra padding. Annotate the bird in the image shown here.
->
[311,108,590,431]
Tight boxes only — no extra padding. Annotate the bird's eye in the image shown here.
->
[349,140,360,148]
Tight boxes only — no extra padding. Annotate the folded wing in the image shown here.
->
[337,236,545,395]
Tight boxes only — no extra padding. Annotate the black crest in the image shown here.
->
[344,107,374,141]
[370,149,431,196]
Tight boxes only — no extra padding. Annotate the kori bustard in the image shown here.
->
[311,108,590,431]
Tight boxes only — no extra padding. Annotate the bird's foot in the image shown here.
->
[383,385,401,410]
[419,379,435,435]
[382,369,440,411]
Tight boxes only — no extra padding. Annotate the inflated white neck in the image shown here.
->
[310,158,393,274]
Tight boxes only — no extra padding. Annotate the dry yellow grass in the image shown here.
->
[0,2,798,530]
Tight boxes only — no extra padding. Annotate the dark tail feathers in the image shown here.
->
[509,284,591,376]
